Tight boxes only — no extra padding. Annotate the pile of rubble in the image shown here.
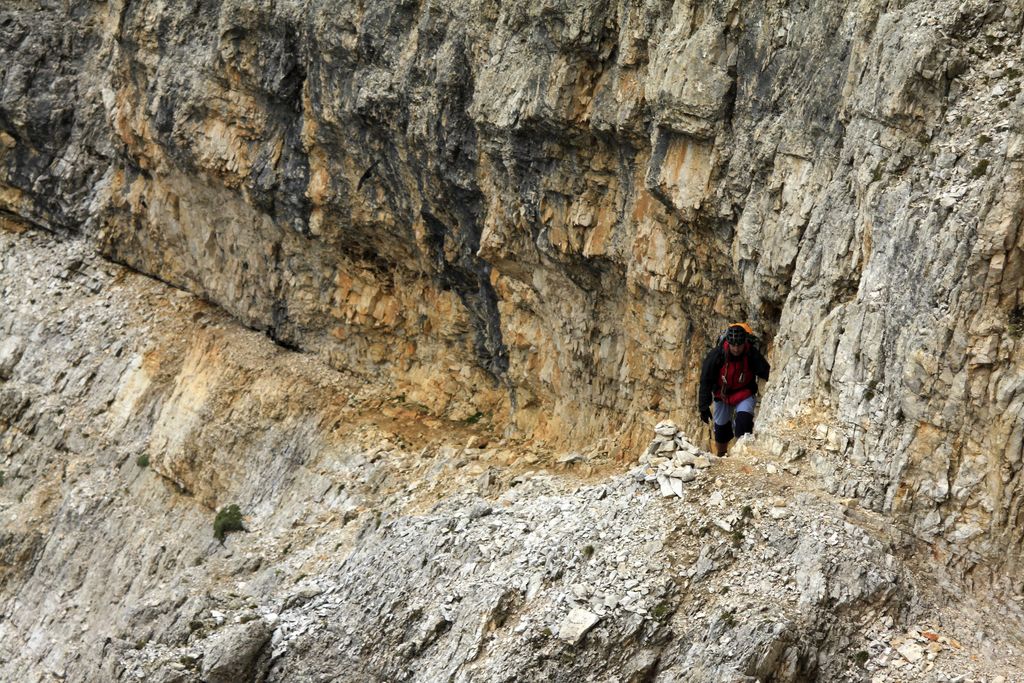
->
[633,420,715,497]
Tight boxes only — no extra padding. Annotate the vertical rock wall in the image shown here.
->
[1,0,1023,578]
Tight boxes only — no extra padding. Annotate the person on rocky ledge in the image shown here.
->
[697,323,770,457]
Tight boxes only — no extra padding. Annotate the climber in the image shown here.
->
[697,323,770,457]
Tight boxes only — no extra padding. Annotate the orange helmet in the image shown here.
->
[726,323,752,346]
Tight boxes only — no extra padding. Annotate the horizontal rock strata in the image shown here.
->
[2,3,1022,574]
[1,230,1021,681]
[1,0,1024,678]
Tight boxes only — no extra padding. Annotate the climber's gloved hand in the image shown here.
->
[699,406,712,424]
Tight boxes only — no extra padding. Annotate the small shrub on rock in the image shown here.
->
[214,504,245,542]
[136,454,149,468]
[651,600,674,621]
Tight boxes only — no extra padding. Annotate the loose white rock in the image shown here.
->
[896,641,924,663]
[654,421,678,437]
[674,453,696,466]
[713,518,733,533]
[0,336,25,379]
[657,441,676,453]
[558,608,600,644]
[657,475,674,498]
[668,467,695,481]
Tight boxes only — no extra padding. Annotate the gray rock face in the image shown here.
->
[0,229,1020,682]
[0,336,25,380]
[200,619,272,683]
[1,0,1024,680]
[1,3,1022,569]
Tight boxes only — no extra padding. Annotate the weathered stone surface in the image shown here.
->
[200,619,272,683]
[557,608,600,644]
[1,0,1024,680]
[0,336,25,380]
[0,230,1020,682]
[654,421,679,437]
[1,0,1019,482]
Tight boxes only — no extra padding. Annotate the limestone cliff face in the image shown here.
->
[2,231,1022,682]
[1,0,1024,674]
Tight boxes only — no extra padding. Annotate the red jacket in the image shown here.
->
[698,342,770,407]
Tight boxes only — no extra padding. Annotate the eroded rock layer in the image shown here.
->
[1,0,1024,677]
[2,230,1022,682]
